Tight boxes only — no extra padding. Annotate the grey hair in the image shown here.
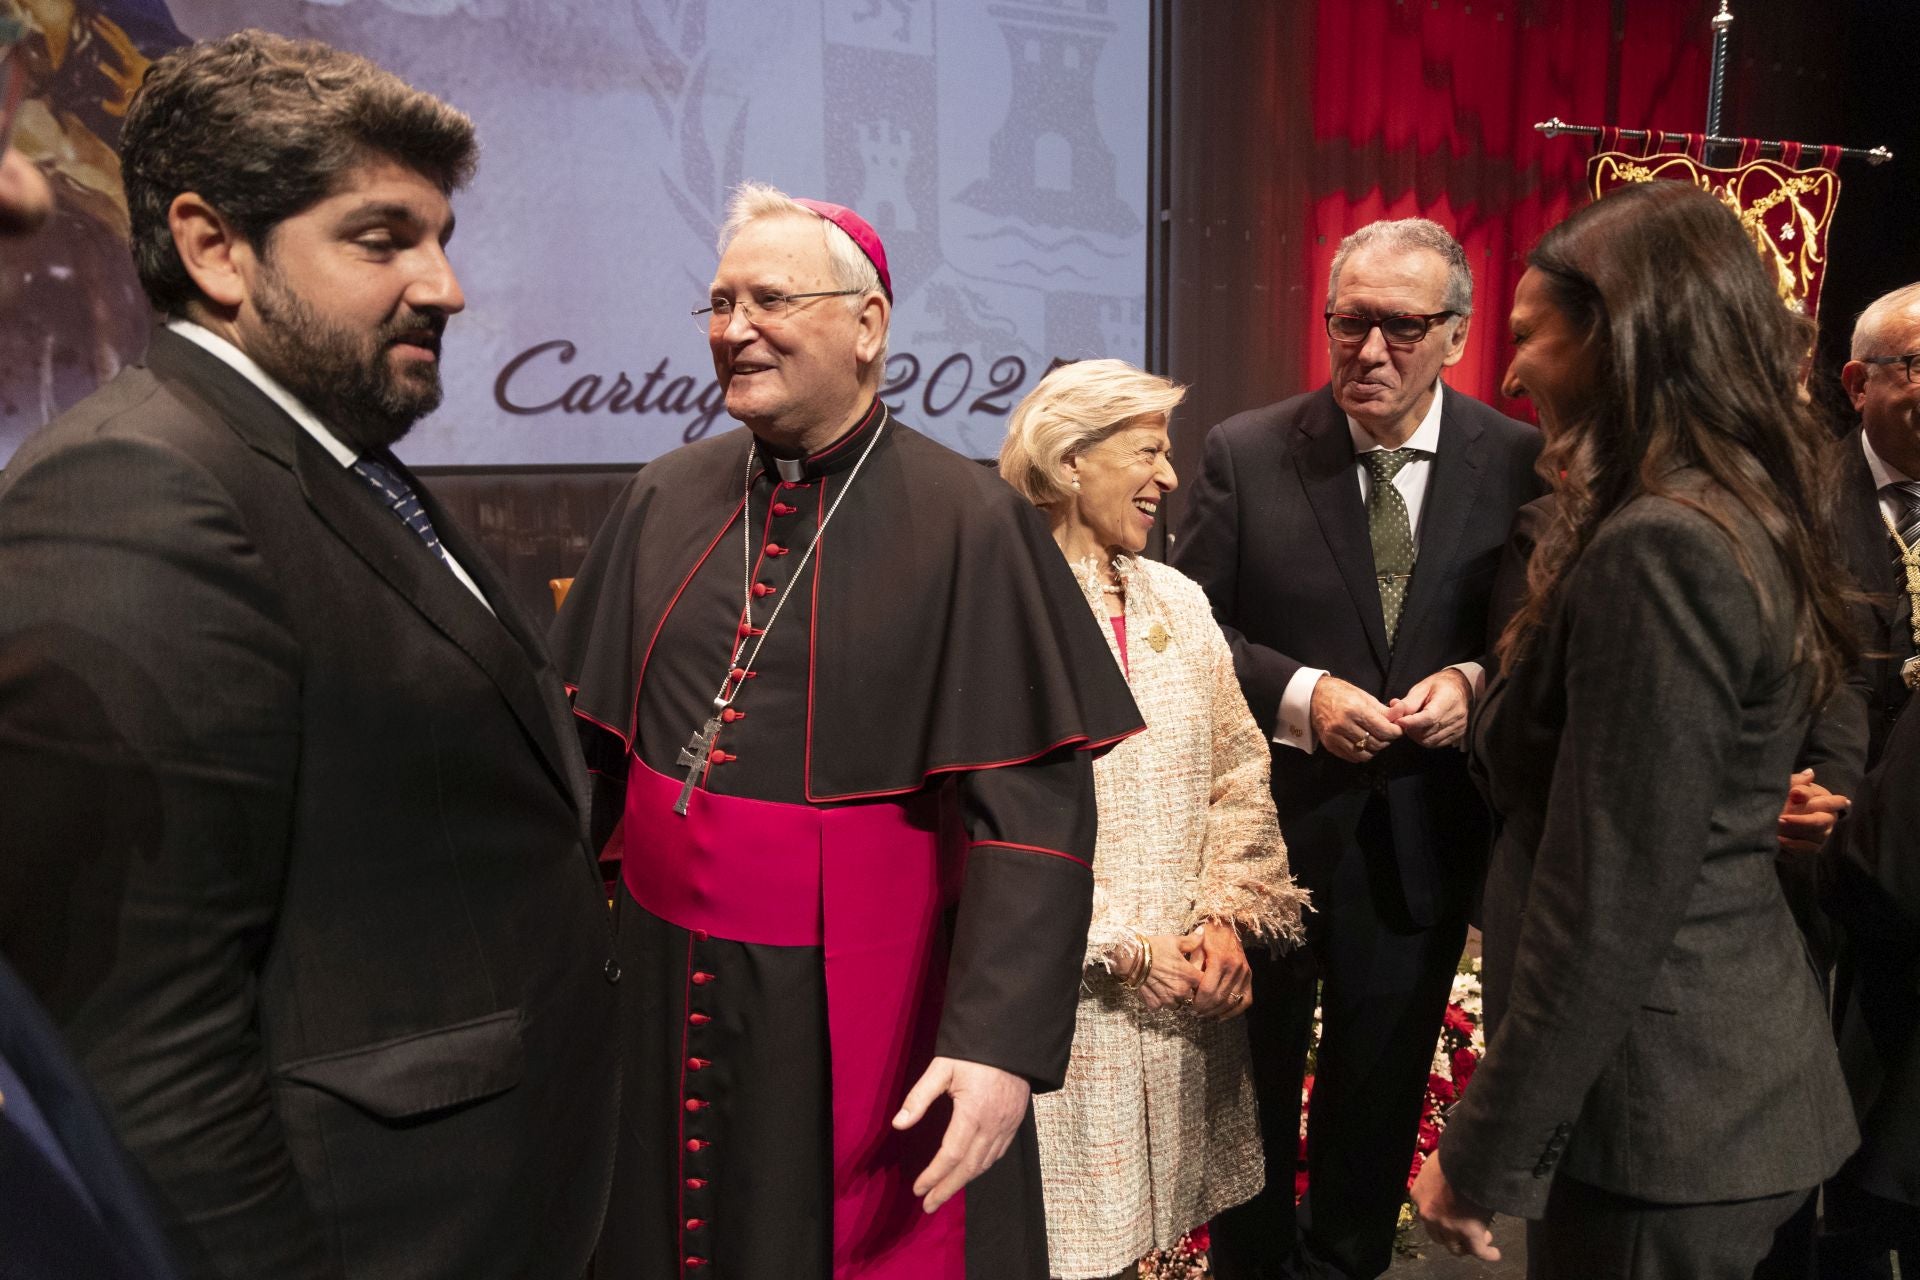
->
[718,181,885,299]
[998,359,1186,510]
[1326,217,1474,317]
[1850,281,1920,358]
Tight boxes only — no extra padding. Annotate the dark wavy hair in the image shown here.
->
[1495,181,1854,701]
[121,30,477,314]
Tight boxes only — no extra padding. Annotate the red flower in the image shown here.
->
[1452,1046,1479,1090]
[1427,1071,1456,1104]
[1443,1003,1475,1036]
[1417,1119,1441,1151]
[1408,1150,1426,1188]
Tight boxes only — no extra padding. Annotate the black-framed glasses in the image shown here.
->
[1325,311,1457,347]
[693,289,863,332]
[1861,353,1920,385]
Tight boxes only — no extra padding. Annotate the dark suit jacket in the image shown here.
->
[1824,702,1920,1208]
[1173,384,1544,925]
[1490,492,1869,971]
[0,958,177,1279]
[1443,477,1858,1217]
[1837,426,1915,768]
[0,329,618,1278]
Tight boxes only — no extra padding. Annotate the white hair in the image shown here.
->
[1851,282,1920,359]
[716,181,888,363]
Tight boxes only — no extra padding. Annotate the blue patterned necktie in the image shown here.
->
[351,452,454,569]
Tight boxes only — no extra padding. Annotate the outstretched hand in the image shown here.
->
[893,1056,1030,1214]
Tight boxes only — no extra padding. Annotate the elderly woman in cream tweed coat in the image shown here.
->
[1001,360,1308,1280]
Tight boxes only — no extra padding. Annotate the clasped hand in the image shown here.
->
[1312,669,1470,763]
[1130,923,1251,1018]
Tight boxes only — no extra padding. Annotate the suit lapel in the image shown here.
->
[146,329,583,817]
[409,471,593,823]
[1841,428,1901,635]
[1388,400,1486,686]
[297,449,583,810]
[1296,394,1391,673]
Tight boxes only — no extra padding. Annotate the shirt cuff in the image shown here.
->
[1273,667,1326,754]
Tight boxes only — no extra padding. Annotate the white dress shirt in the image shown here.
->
[1273,381,1483,752]
[166,319,492,611]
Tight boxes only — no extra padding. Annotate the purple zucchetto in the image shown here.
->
[794,197,892,300]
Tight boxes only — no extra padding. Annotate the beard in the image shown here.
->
[247,268,447,453]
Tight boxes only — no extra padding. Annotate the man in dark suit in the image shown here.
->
[0,131,176,1280]
[0,32,617,1278]
[1176,219,1543,1280]
[1820,281,1920,1278]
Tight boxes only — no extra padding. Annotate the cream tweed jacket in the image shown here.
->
[1034,554,1308,1278]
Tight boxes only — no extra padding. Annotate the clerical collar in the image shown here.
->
[756,399,886,484]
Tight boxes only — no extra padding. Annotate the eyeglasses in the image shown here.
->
[1860,353,1920,386]
[693,289,863,333]
[1325,311,1458,347]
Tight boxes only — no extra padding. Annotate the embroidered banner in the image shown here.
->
[1587,129,1841,318]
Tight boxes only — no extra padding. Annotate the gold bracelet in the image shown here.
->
[1121,930,1153,990]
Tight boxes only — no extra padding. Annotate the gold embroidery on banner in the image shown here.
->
[1588,154,1839,316]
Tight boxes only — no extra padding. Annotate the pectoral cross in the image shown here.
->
[674,715,723,816]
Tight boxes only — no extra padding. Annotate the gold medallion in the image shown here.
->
[1147,623,1170,653]
[1903,654,1920,692]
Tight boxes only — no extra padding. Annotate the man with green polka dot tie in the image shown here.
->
[1176,218,1547,1280]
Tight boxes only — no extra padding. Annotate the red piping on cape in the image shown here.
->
[804,722,1144,805]
[966,839,1090,869]
[619,495,749,750]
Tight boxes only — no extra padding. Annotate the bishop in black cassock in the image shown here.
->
[553,189,1141,1279]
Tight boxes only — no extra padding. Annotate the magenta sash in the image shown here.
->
[623,760,966,1279]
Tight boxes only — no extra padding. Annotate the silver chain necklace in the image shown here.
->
[672,406,890,814]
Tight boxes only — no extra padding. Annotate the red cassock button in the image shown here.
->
[685,1098,708,1112]
[692,971,716,986]
[686,1257,708,1269]
[687,1218,707,1231]
[688,1012,711,1025]
[736,622,765,638]
[773,502,798,516]
[686,1139,708,1152]
[721,709,745,723]
[685,1177,708,1190]
[751,582,775,597]
[687,1057,710,1070]
[692,928,711,941]
[728,667,747,682]
[765,544,789,557]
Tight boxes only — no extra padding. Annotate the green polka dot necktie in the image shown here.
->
[1364,448,1421,645]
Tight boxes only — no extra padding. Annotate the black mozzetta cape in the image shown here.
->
[555,401,1143,806]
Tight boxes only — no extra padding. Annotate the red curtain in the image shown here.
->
[1167,1,1714,445]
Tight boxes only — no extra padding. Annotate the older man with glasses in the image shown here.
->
[1175,218,1544,1280]
[1817,282,1920,1280]
[553,182,1141,1280]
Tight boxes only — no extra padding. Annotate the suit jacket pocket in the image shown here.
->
[276,1009,524,1119]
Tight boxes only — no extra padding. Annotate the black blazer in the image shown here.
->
[0,328,618,1279]
[1837,426,1915,768]
[1174,384,1544,925]
[1443,477,1857,1216]
[0,958,177,1280]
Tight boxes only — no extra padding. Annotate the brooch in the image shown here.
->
[1146,623,1170,653]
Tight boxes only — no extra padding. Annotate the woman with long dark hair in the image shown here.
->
[1410,180,1860,1278]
